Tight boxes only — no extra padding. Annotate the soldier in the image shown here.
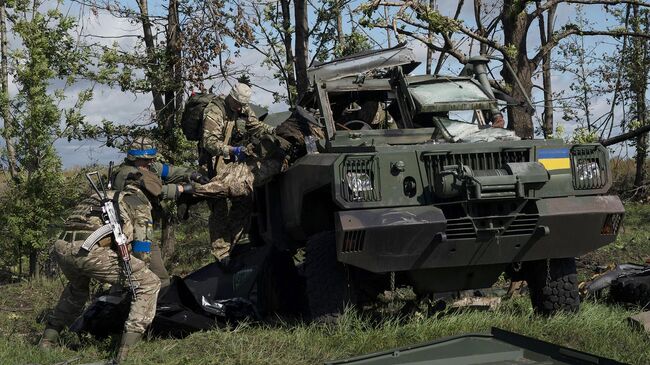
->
[112,136,208,287]
[38,170,162,364]
[198,82,288,263]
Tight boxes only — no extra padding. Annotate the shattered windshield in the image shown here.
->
[409,80,496,113]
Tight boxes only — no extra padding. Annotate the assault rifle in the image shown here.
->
[83,170,137,299]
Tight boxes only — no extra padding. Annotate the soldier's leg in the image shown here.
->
[147,242,170,288]
[40,239,92,349]
[80,246,160,334]
[79,246,159,363]
[227,195,254,247]
[209,198,232,261]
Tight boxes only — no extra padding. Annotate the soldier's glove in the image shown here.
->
[190,172,210,185]
[276,135,293,152]
[230,146,247,162]
[231,145,257,162]
[180,183,195,195]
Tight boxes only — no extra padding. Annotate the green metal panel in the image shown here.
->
[325,328,627,365]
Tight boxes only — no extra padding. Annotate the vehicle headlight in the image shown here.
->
[346,172,373,194]
[339,156,381,202]
[576,161,601,182]
[570,146,608,190]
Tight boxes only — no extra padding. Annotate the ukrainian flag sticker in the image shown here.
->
[537,148,570,170]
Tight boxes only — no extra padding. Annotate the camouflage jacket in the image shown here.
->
[64,186,153,252]
[200,97,275,159]
[112,159,193,201]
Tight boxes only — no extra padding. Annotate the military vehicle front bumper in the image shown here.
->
[335,195,624,273]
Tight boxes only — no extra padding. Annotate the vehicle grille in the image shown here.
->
[340,156,381,202]
[422,150,530,184]
[342,230,366,252]
[503,214,539,236]
[445,218,476,239]
[571,146,608,190]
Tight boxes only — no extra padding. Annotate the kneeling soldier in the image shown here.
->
[38,170,163,364]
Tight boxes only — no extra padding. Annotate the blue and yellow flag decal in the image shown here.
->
[537,148,570,170]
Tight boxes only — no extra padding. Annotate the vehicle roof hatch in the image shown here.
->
[307,42,420,82]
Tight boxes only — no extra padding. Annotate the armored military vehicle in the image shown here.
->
[254,44,624,319]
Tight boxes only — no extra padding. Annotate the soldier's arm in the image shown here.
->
[150,161,193,184]
[243,105,275,139]
[118,189,154,253]
[202,103,231,157]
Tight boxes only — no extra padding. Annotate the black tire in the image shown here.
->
[304,231,355,321]
[524,258,580,315]
[610,275,650,306]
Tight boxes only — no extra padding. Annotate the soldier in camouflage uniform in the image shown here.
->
[112,137,209,287]
[39,170,162,364]
[199,83,287,262]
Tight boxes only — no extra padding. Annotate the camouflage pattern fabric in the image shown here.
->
[48,239,160,334]
[195,157,284,199]
[194,162,253,198]
[112,160,193,201]
[118,185,170,287]
[199,97,275,176]
[208,196,254,260]
[112,163,190,286]
[198,94,280,260]
[46,187,161,334]
[205,158,284,260]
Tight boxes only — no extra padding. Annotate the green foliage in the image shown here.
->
[570,127,599,143]
[0,1,92,273]
[334,31,372,58]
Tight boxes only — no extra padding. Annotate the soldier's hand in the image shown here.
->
[190,172,210,185]
[178,183,195,196]
[276,136,292,152]
[230,146,248,162]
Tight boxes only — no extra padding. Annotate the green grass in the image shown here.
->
[1,288,649,365]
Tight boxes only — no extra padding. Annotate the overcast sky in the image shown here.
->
[0,1,640,168]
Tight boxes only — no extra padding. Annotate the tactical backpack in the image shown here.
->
[181,93,218,141]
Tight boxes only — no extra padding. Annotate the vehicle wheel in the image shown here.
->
[524,258,580,315]
[610,275,650,306]
[304,231,356,321]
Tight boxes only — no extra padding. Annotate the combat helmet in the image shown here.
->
[127,136,157,161]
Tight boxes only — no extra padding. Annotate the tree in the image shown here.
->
[0,0,92,277]
[360,0,650,138]
[622,5,649,187]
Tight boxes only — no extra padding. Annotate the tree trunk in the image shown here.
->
[0,1,17,179]
[166,0,182,127]
[161,216,176,262]
[29,248,39,279]
[280,0,296,105]
[294,0,309,100]
[501,1,534,138]
[537,2,556,138]
[426,0,435,74]
[336,0,344,52]
[631,5,648,188]
[136,0,165,114]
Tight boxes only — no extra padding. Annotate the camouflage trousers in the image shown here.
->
[47,237,160,334]
[208,158,284,260]
[133,242,170,288]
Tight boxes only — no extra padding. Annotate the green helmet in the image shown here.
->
[126,136,157,161]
